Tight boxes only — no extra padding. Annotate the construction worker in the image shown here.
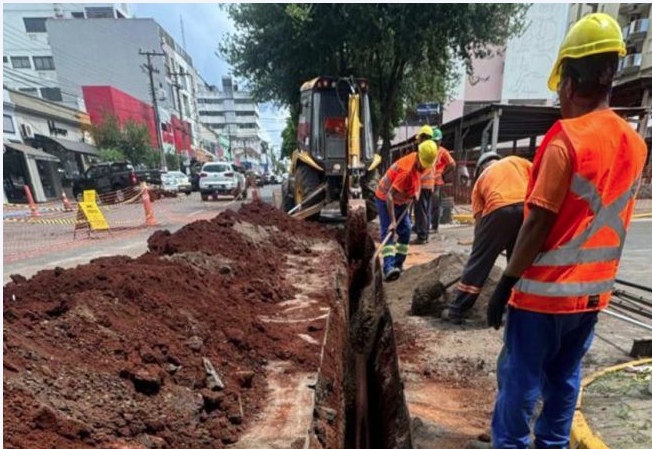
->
[431,127,456,233]
[413,125,436,243]
[486,14,647,448]
[376,140,438,282]
[441,152,532,324]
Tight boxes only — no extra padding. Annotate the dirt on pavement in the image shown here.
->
[3,202,345,449]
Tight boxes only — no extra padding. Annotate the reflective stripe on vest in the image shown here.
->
[515,174,640,297]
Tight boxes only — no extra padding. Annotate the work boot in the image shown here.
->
[441,307,465,324]
[383,267,401,282]
[411,237,428,245]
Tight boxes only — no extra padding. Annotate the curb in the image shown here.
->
[570,357,652,449]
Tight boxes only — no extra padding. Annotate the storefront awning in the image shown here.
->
[33,134,100,156]
[4,142,60,162]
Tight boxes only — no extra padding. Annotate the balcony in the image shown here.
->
[617,53,643,76]
[625,18,649,43]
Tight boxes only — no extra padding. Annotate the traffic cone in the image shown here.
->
[62,191,73,211]
[141,182,158,226]
[24,185,39,217]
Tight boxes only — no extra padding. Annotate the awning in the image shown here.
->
[3,142,60,162]
[33,134,100,156]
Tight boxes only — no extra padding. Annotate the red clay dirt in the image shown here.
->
[3,202,343,449]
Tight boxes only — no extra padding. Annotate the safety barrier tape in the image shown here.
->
[3,216,149,226]
[570,357,652,449]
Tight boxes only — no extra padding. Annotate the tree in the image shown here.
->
[280,115,297,159]
[92,113,159,168]
[221,4,528,161]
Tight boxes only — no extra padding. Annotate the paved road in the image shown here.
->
[3,185,281,284]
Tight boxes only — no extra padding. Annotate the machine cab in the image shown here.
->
[297,77,375,176]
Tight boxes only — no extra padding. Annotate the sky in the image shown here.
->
[129,3,288,152]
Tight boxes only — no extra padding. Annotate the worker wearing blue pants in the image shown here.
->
[375,140,438,281]
[375,198,411,275]
[491,308,597,448]
[486,13,646,449]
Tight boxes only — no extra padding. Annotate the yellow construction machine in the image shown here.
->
[282,76,382,225]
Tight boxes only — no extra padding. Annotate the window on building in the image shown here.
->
[3,56,7,64]
[40,87,63,102]
[234,99,251,104]
[239,123,257,129]
[235,111,256,117]
[84,7,115,18]
[4,114,15,134]
[23,17,47,33]
[183,95,190,116]
[198,98,224,104]
[71,11,85,18]
[18,88,39,96]
[199,111,225,116]
[209,124,225,130]
[33,56,55,70]
[11,56,31,69]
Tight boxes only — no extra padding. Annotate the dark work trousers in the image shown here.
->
[413,188,433,240]
[431,185,442,231]
[448,203,524,317]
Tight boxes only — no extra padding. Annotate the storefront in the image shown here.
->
[3,142,61,203]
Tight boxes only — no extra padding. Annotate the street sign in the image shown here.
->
[416,103,440,116]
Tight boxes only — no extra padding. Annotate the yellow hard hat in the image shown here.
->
[416,125,433,139]
[548,13,626,91]
[418,140,438,169]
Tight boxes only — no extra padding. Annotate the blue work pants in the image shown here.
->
[375,197,411,274]
[492,307,598,449]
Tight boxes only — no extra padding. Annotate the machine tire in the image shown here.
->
[362,169,380,221]
[294,163,323,220]
[282,179,295,212]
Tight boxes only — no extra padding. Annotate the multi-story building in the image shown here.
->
[197,76,265,165]
[2,3,130,108]
[44,17,198,157]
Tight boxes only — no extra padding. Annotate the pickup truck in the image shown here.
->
[72,162,161,200]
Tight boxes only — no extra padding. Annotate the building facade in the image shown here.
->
[197,76,265,166]
[2,3,130,108]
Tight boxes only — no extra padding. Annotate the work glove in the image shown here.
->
[487,275,519,330]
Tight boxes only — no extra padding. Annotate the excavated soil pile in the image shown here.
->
[3,202,343,449]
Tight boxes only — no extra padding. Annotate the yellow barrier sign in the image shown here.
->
[78,202,109,230]
[83,189,97,203]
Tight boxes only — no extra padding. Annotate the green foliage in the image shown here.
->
[165,152,180,171]
[221,4,529,158]
[92,113,159,168]
[98,147,126,162]
[280,115,297,159]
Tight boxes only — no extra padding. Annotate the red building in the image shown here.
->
[82,86,191,155]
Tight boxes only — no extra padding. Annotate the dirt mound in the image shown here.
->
[3,202,343,449]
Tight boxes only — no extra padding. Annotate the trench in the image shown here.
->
[308,232,413,449]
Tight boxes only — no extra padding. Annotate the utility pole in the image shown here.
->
[168,69,190,170]
[139,49,167,171]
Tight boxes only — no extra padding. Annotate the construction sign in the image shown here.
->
[74,190,109,235]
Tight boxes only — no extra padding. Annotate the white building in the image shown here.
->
[2,3,130,108]
[197,76,266,165]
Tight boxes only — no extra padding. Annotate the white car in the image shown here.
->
[199,162,247,200]
[161,171,192,195]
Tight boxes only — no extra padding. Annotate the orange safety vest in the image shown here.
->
[376,153,425,205]
[510,109,648,314]
[434,147,454,186]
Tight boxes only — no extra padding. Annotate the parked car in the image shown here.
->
[72,162,161,201]
[161,170,192,195]
[199,162,247,201]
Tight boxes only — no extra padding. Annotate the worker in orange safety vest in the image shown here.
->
[442,153,532,324]
[431,127,456,233]
[486,13,648,449]
[375,140,438,282]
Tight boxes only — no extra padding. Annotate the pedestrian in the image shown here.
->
[431,127,456,233]
[413,125,436,244]
[442,153,531,324]
[375,140,438,282]
[486,13,647,449]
